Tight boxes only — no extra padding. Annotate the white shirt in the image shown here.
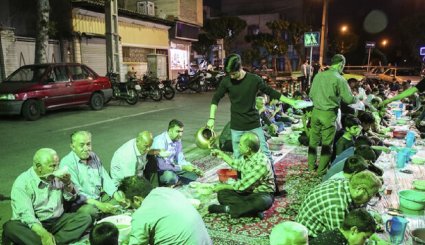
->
[110,138,147,187]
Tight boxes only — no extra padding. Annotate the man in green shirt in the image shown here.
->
[308,54,356,175]
[2,148,92,245]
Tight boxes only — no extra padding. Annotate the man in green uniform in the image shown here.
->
[308,54,356,175]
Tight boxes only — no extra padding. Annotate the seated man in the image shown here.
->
[152,119,203,186]
[60,131,126,219]
[89,222,119,245]
[296,170,382,238]
[270,221,309,245]
[209,132,275,218]
[324,145,378,182]
[111,131,168,187]
[327,155,369,181]
[2,148,92,245]
[119,176,212,245]
[310,208,377,245]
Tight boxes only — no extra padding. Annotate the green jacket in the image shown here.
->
[309,68,356,111]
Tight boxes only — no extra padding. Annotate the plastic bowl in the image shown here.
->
[398,190,425,211]
[412,228,425,245]
[393,130,408,139]
[267,138,284,151]
[413,180,425,191]
[97,214,132,242]
[217,169,238,183]
[412,157,425,165]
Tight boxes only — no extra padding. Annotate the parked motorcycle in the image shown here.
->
[159,79,175,100]
[136,74,163,101]
[203,70,225,91]
[175,70,205,93]
[106,72,139,105]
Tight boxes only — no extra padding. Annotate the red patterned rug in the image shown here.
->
[203,151,315,245]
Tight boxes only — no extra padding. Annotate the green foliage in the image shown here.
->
[287,22,310,63]
[241,49,260,67]
[192,33,216,59]
[203,16,247,53]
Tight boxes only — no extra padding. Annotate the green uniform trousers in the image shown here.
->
[308,108,338,176]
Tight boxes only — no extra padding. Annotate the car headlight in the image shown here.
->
[0,94,16,100]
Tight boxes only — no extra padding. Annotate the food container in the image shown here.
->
[217,169,238,183]
[267,138,284,151]
[97,214,132,242]
[412,157,425,165]
[393,130,408,139]
[412,228,425,245]
[398,190,425,211]
[413,180,425,191]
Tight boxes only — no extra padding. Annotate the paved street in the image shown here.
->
[0,92,230,225]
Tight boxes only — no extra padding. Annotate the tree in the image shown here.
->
[287,22,310,66]
[192,33,216,60]
[203,16,247,54]
[334,33,358,55]
[34,0,50,64]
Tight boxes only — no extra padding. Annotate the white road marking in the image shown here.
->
[55,107,173,132]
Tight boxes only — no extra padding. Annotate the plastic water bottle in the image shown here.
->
[405,131,416,148]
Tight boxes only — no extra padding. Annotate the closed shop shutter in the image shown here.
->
[80,37,107,76]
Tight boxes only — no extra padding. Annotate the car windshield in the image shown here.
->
[5,66,48,82]
[397,69,420,76]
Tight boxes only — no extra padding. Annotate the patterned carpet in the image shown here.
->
[199,151,321,245]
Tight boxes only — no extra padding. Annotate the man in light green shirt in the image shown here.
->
[2,148,92,245]
[308,54,356,175]
[119,176,212,245]
[60,131,126,219]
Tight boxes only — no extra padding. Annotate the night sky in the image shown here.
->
[213,0,425,64]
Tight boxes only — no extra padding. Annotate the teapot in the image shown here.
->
[195,127,217,149]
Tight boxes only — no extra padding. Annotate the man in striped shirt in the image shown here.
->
[209,132,275,218]
[295,170,382,238]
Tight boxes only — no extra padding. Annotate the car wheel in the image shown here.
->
[22,100,42,121]
[90,92,105,110]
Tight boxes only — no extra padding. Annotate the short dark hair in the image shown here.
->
[355,145,377,162]
[224,54,242,73]
[242,132,260,153]
[343,155,368,174]
[342,115,361,129]
[118,176,153,199]
[357,111,375,125]
[89,222,119,245]
[341,208,377,233]
[293,90,303,98]
[331,54,346,65]
[168,119,184,130]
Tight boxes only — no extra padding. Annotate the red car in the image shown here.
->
[0,63,112,120]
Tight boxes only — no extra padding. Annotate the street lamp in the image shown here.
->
[340,25,348,54]
[381,39,388,47]
[340,25,348,33]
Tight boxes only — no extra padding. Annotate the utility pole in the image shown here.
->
[319,0,328,66]
[105,0,121,81]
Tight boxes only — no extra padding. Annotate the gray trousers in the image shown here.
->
[2,212,92,245]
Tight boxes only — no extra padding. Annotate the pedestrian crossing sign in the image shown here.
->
[304,32,320,47]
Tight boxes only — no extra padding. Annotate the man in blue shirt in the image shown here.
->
[152,119,203,186]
